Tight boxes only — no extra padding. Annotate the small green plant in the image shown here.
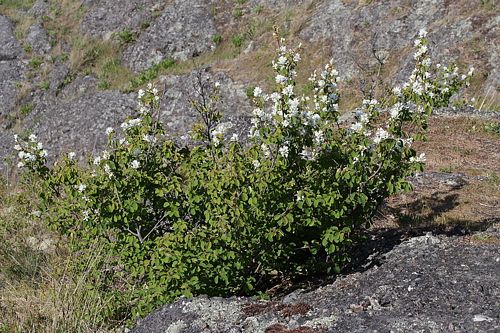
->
[28,57,43,70]
[38,81,50,90]
[19,103,34,116]
[231,34,244,48]
[254,4,264,14]
[14,29,473,325]
[116,28,136,45]
[484,122,500,136]
[23,43,32,53]
[211,34,222,45]
[129,58,175,89]
[245,85,255,99]
[233,8,243,18]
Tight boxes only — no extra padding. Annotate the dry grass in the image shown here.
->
[376,116,500,231]
[0,179,120,333]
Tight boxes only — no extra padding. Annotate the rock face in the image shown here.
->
[158,70,253,141]
[81,0,162,39]
[25,24,52,55]
[300,0,499,86]
[0,14,24,114]
[24,89,137,158]
[123,0,217,72]
[131,227,500,333]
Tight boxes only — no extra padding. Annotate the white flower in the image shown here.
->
[277,56,288,66]
[37,142,43,150]
[142,134,154,143]
[93,156,101,165]
[373,128,390,144]
[278,145,289,158]
[270,92,281,103]
[105,127,114,135]
[418,28,428,38]
[293,53,301,62]
[214,81,221,88]
[130,160,140,169]
[390,103,403,119]
[296,192,304,202]
[102,150,110,159]
[468,67,474,76]
[289,98,300,114]
[104,164,113,178]
[39,149,48,158]
[350,122,363,132]
[253,86,263,97]
[68,152,76,160]
[14,144,22,151]
[410,153,426,163]
[313,130,324,146]
[355,110,369,124]
[17,161,24,168]
[261,143,270,157]
[13,134,19,142]
[230,133,239,142]
[24,153,36,161]
[28,134,37,142]
[275,74,287,84]
[76,184,86,193]
[283,85,294,96]
[138,89,145,98]
[393,86,402,96]
[252,160,261,168]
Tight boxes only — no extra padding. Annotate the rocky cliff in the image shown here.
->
[0,0,498,166]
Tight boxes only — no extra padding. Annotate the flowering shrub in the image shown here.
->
[15,30,472,322]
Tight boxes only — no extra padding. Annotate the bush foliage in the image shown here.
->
[14,30,472,323]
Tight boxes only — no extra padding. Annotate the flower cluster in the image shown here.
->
[14,134,48,172]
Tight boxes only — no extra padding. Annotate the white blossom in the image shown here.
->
[131,160,140,169]
[253,87,263,97]
[68,152,76,160]
[410,153,426,163]
[373,128,390,144]
[252,160,261,168]
[279,145,289,158]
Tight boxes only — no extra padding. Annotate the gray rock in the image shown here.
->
[131,227,500,332]
[0,15,25,118]
[0,60,25,118]
[123,0,217,72]
[25,24,52,55]
[158,70,252,141]
[300,0,498,91]
[80,0,162,40]
[23,90,136,158]
[28,0,50,19]
[0,15,23,61]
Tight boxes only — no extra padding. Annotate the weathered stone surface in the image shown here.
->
[23,90,136,158]
[131,227,500,332]
[300,0,498,91]
[81,0,162,39]
[0,15,22,61]
[25,24,52,55]
[0,15,25,117]
[123,0,217,72]
[28,0,50,18]
[158,70,252,141]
